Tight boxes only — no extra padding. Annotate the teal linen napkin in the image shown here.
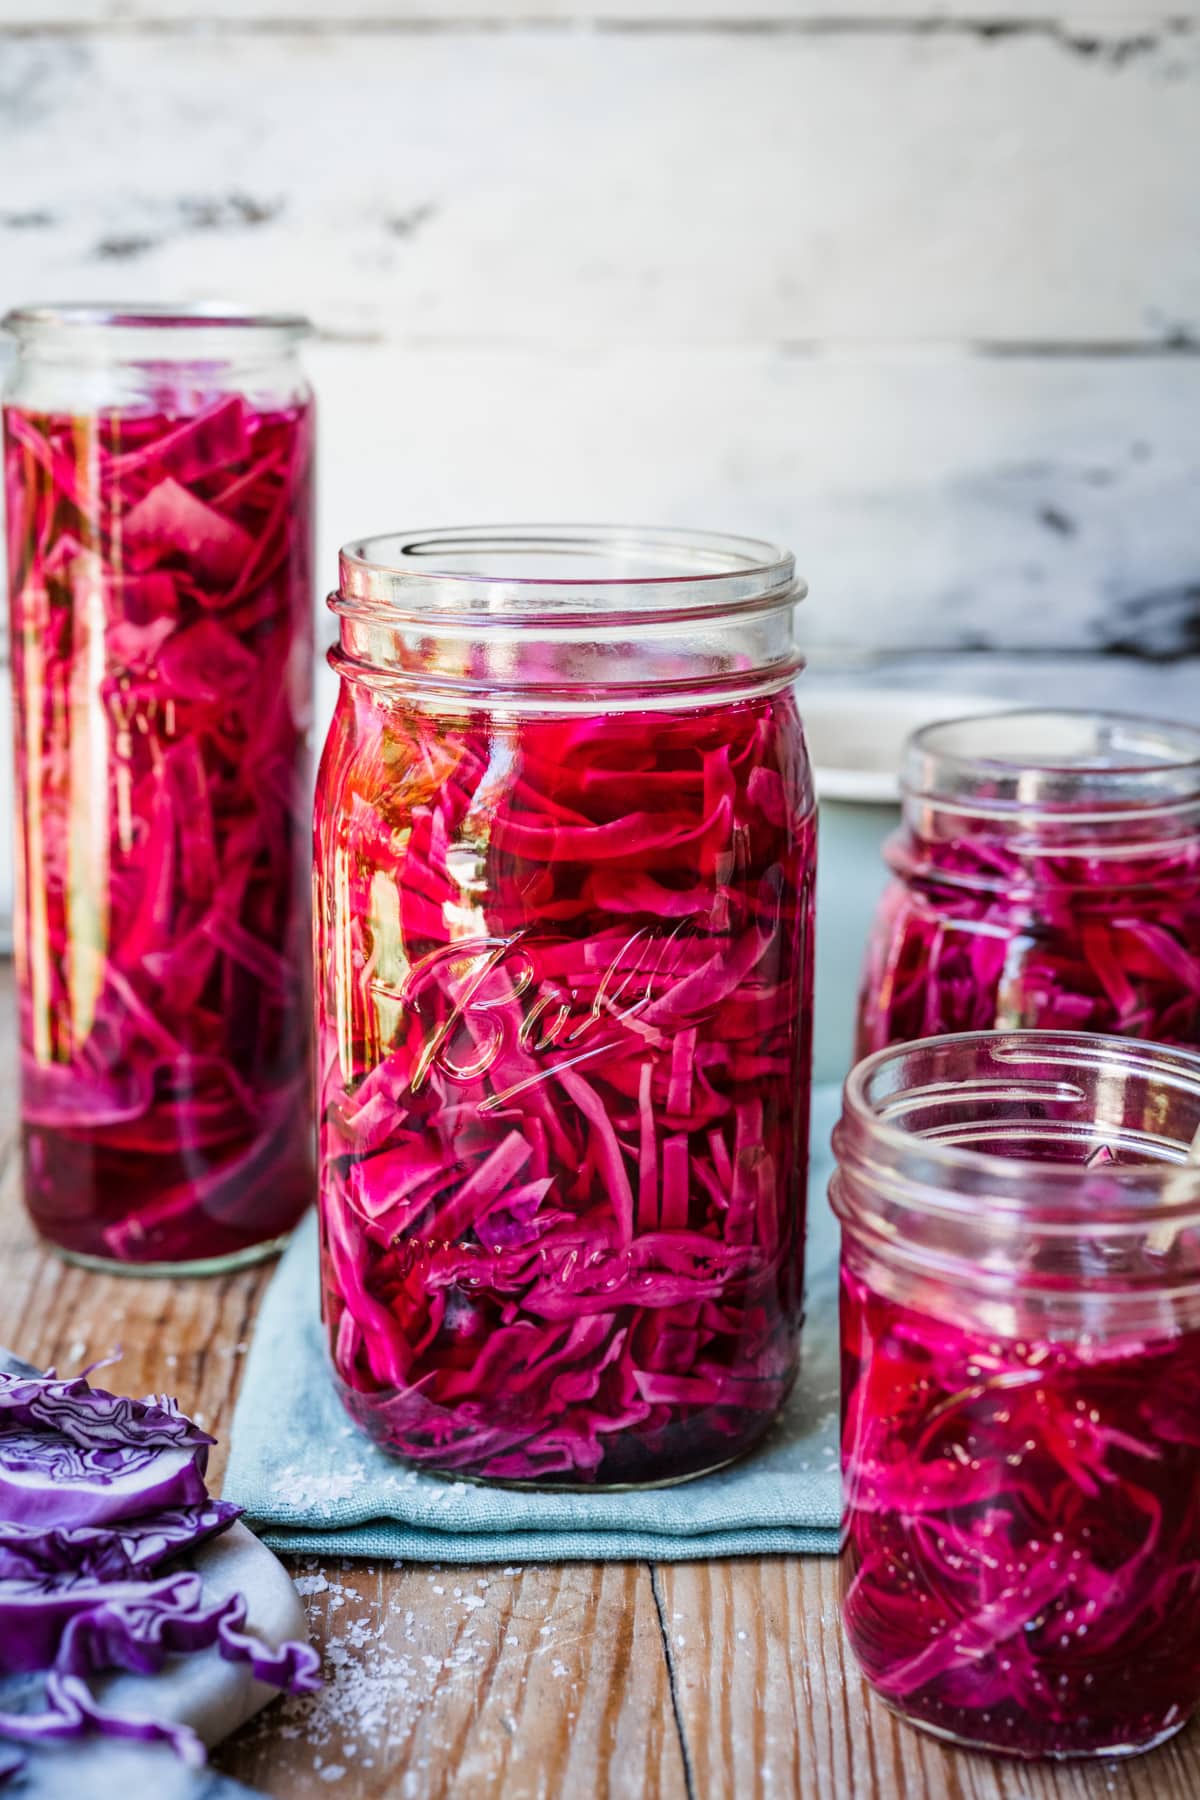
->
[224,1086,844,1562]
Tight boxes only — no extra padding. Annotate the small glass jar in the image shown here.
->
[856,709,1200,1059]
[832,1029,1200,1760]
[314,524,817,1487]
[3,304,316,1272]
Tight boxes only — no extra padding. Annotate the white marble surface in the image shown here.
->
[802,650,1200,721]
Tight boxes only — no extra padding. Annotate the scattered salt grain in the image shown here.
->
[274,1465,367,1508]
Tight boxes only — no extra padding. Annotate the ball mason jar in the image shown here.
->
[314,525,817,1486]
[3,304,316,1272]
[856,709,1200,1059]
[833,1029,1200,1760]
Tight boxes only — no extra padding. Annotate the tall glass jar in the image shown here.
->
[3,304,316,1272]
[314,525,817,1487]
[833,1029,1200,1760]
[856,709,1200,1059]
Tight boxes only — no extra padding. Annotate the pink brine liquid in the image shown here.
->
[841,1261,1200,1757]
[4,396,315,1265]
[314,684,816,1485]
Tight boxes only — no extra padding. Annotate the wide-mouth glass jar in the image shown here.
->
[832,1029,1200,1759]
[314,524,817,1486]
[3,303,316,1272]
[856,709,1200,1059]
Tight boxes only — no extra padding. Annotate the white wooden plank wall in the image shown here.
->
[1,15,1197,646]
[2,29,1197,348]
[0,4,1196,23]
[0,5,1196,913]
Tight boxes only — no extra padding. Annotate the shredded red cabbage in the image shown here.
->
[840,1261,1200,1757]
[3,394,315,1265]
[857,827,1200,1057]
[0,1364,319,1778]
[314,686,816,1484]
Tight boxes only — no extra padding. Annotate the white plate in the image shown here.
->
[802,686,1005,1082]
[804,686,1005,803]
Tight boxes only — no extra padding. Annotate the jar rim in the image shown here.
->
[336,523,803,627]
[905,708,1200,819]
[3,302,312,347]
[836,1028,1200,1221]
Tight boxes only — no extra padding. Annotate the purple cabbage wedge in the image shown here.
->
[0,1370,214,1450]
[0,1435,209,1530]
[0,1501,240,1582]
[0,1364,319,1780]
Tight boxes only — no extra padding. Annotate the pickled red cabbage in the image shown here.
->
[314,685,816,1484]
[3,394,315,1265]
[857,828,1200,1059]
[840,1261,1200,1758]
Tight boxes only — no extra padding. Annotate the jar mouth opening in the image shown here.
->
[3,302,312,350]
[336,524,803,626]
[836,1029,1200,1220]
[905,708,1200,822]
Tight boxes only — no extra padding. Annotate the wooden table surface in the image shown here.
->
[3,966,1200,1799]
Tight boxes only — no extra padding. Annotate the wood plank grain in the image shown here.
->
[0,961,689,1798]
[4,940,1200,1797]
[217,1559,689,1798]
[0,28,1194,346]
[0,965,271,1492]
[658,1557,1200,1800]
[0,1168,272,1493]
